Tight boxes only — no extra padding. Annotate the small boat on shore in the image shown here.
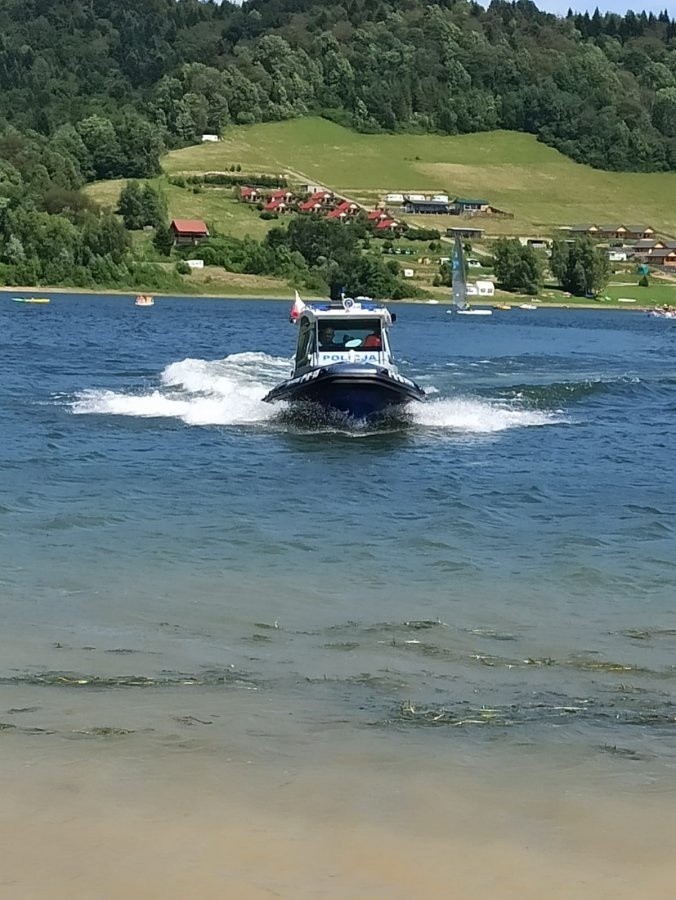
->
[13,297,50,304]
[135,294,154,307]
[263,294,425,420]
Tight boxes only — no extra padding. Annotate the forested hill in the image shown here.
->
[1,0,676,185]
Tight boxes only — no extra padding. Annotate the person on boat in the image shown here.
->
[318,325,342,350]
[363,331,382,349]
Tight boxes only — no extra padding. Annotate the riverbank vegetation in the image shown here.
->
[1,0,676,301]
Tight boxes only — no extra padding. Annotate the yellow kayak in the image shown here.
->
[13,297,51,304]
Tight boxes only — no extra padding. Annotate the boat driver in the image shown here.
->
[318,325,342,350]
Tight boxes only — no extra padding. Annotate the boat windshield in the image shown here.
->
[316,318,383,351]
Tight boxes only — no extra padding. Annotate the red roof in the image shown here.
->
[171,219,209,235]
[376,219,396,230]
[240,186,257,197]
[264,199,284,210]
[326,208,345,219]
[333,200,355,213]
[270,189,292,200]
[299,199,322,212]
[368,209,388,220]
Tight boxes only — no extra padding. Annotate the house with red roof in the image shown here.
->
[375,218,403,234]
[170,219,210,246]
[263,197,289,213]
[239,186,259,203]
[326,200,360,221]
[269,188,295,203]
[368,209,390,222]
[298,196,325,213]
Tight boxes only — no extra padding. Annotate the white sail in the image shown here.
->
[446,236,493,316]
[451,235,468,310]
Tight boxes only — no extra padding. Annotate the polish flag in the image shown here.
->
[289,289,306,323]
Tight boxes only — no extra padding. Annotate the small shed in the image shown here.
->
[201,134,219,142]
[446,226,484,240]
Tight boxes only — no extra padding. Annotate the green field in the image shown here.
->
[161,118,676,237]
[83,118,676,302]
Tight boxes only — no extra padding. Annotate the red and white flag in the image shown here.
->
[289,289,306,323]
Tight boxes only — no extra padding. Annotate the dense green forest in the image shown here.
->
[0,0,674,294]
[2,0,675,175]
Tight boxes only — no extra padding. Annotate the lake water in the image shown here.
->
[2,292,676,897]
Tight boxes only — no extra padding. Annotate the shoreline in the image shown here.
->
[1,286,654,311]
[2,733,676,899]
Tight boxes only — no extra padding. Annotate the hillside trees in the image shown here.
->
[260,217,414,298]
[550,238,610,296]
[493,239,542,295]
[0,0,675,172]
[117,182,167,230]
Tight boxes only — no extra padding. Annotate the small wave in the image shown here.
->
[410,397,561,432]
[500,376,642,407]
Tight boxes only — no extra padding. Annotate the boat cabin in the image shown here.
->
[292,298,395,373]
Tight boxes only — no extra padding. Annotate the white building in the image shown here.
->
[467,280,495,297]
[432,194,449,203]
[406,193,426,202]
[385,193,405,204]
[475,280,495,297]
[186,259,204,269]
[403,268,414,278]
[201,134,219,142]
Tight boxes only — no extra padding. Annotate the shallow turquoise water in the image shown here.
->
[1,293,675,771]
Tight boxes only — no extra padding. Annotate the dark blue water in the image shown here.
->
[2,293,676,772]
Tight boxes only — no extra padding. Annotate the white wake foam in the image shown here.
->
[72,353,290,426]
[71,353,561,433]
[409,396,561,432]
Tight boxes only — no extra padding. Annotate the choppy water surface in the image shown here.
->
[1,293,676,773]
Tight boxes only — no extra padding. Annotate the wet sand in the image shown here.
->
[2,732,676,899]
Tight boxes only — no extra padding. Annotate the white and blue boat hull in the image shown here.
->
[263,362,425,419]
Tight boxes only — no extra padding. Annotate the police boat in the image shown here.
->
[263,295,426,419]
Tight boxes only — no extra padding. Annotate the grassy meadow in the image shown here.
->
[83,118,676,303]
[161,118,676,238]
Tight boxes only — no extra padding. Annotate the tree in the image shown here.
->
[284,217,359,269]
[77,116,124,180]
[493,239,542,294]
[549,237,610,296]
[153,222,174,256]
[117,181,166,230]
[117,181,145,230]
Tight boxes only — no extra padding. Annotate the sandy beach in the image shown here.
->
[2,730,676,900]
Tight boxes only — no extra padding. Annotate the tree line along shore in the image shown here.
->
[1,0,676,303]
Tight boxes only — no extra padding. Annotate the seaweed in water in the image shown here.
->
[0,667,257,688]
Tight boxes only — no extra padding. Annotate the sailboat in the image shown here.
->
[446,236,492,316]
